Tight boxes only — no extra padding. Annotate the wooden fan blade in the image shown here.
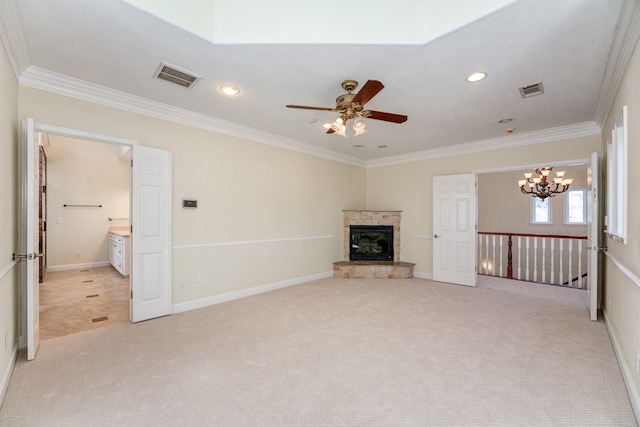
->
[351,80,384,106]
[286,105,337,112]
[367,110,408,123]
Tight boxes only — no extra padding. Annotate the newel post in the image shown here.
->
[507,234,513,279]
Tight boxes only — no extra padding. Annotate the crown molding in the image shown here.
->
[366,122,601,168]
[0,0,30,79]
[595,0,640,127]
[19,66,366,168]
[18,66,602,171]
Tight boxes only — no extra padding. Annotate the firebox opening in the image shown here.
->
[349,225,394,261]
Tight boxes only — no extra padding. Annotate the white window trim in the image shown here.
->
[606,105,627,243]
[565,188,587,225]
[531,196,552,225]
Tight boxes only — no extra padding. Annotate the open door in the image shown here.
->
[433,173,477,287]
[586,151,599,321]
[131,145,172,322]
[21,118,40,360]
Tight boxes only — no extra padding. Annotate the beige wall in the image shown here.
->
[45,135,130,267]
[18,87,367,305]
[366,135,600,276]
[601,36,640,411]
[0,37,20,397]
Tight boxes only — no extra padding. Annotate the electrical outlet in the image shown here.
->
[196,281,202,288]
[75,252,80,258]
[57,217,63,224]
[178,282,186,292]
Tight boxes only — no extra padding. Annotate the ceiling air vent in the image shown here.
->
[519,82,544,98]
[154,63,201,89]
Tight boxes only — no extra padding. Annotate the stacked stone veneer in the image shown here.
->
[335,210,414,279]
[342,210,402,261]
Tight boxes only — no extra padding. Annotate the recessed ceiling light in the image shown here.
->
[466,72,487,82]
[220,85,240,95]
[377,145,388,149]
[498,118,513,123]
[353,144,365,148]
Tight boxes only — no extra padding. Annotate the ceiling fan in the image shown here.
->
[286,79,408,136]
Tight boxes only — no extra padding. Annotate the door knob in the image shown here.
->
[433,234,441,238]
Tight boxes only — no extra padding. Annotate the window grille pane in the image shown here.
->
[532,197,550,224]
[567,190,585,224]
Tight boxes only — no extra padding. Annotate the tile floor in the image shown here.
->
[39,266,130,340]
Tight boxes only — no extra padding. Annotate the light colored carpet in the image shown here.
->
[0,276,636,426]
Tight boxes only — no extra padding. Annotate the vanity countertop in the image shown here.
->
[108,226,130,237]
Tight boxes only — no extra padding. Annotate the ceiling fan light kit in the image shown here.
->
[286,79,407,138]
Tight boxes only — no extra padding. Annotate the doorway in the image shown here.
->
[39,133,131,339]
[23,119,173,359]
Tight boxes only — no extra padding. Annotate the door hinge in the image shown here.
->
[130,159,133,168]
[131,290,133,299]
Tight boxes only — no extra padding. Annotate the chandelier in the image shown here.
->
[518,167,573,199]
[323,116,367,137]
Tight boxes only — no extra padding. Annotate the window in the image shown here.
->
[565,189,586,225]
[606,105,627,242]
[531,197,551,224]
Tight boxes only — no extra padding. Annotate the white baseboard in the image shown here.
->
[413,271,433,280]
[603,309,640,424]
[172,271,333,314]
[47,261,111,272]
[0,342,19,408]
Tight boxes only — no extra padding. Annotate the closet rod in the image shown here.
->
[63,204,102,208]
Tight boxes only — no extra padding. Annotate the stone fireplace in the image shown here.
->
[334,210,414,279]
[342,210,401,261]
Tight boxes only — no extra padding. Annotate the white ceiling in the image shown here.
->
[2,0,631,164]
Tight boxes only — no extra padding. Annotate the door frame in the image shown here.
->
[21,122,163,349]
[474,157,598,306]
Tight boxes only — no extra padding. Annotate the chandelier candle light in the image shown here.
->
[518,167,573,199]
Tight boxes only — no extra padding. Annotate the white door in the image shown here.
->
[586,151,599,321]
[131,145,172,322]
[21,118,40,360]
[433,173,477,286]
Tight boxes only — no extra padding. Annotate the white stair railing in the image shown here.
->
[477,232,588,288]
